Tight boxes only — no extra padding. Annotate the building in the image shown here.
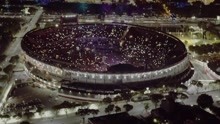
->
[21,23,192,101]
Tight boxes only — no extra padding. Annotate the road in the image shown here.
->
[0,7,43,111]
[26,114,82,124]
[190,59,220,81]
[183,89,220,106]
[7,100,154,124]
[10,8,43,55]
[4,60,220,123]
[7,86,220,124]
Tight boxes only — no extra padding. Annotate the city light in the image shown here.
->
[1,1,220,124]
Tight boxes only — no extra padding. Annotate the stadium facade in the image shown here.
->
[21,23,192,101]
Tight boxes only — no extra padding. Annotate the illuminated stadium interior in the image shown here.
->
[21,23,192,99]
[22,23,187,73]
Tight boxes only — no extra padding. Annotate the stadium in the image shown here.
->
[21,23,192,100]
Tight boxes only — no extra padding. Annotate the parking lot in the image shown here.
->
[5,84,66,114]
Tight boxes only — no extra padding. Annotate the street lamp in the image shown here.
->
[191,16,196,20]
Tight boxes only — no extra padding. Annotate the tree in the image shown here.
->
[0,75,9,82]
[150,94,164,108]
[53,101,77,116]
[191,1,204,17]
[16,113,22,119]
[191,80,203,87]
[178,93,189,100]
[115,106,121,113]
[23,112,34,119]
[36,107,44,117]
[113,95,122,103]
[0,86,3,94]
[177,84,188,91]
[197,94,214,109]
[197,82,203,88]
[26,62,34,68]
[105,104,114,114]
[81,102,89,107]
[0,54,7,63]
[121,92,132,102]
[123,104,133,112]
[72,102,81,108]
[76,108,90,124]
[166,91,178,100]
[0,114,10,124]
[36,23,40,29]
[15,79,22,84]
[52,105,60,116]
[144,103,149,111]
[60,101,74,108]
[9,55,19,64]
[3,64,15,74]
[90,109,99,117]
[103,97,112,104]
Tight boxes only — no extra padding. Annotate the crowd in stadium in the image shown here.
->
[22,24,187,73]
